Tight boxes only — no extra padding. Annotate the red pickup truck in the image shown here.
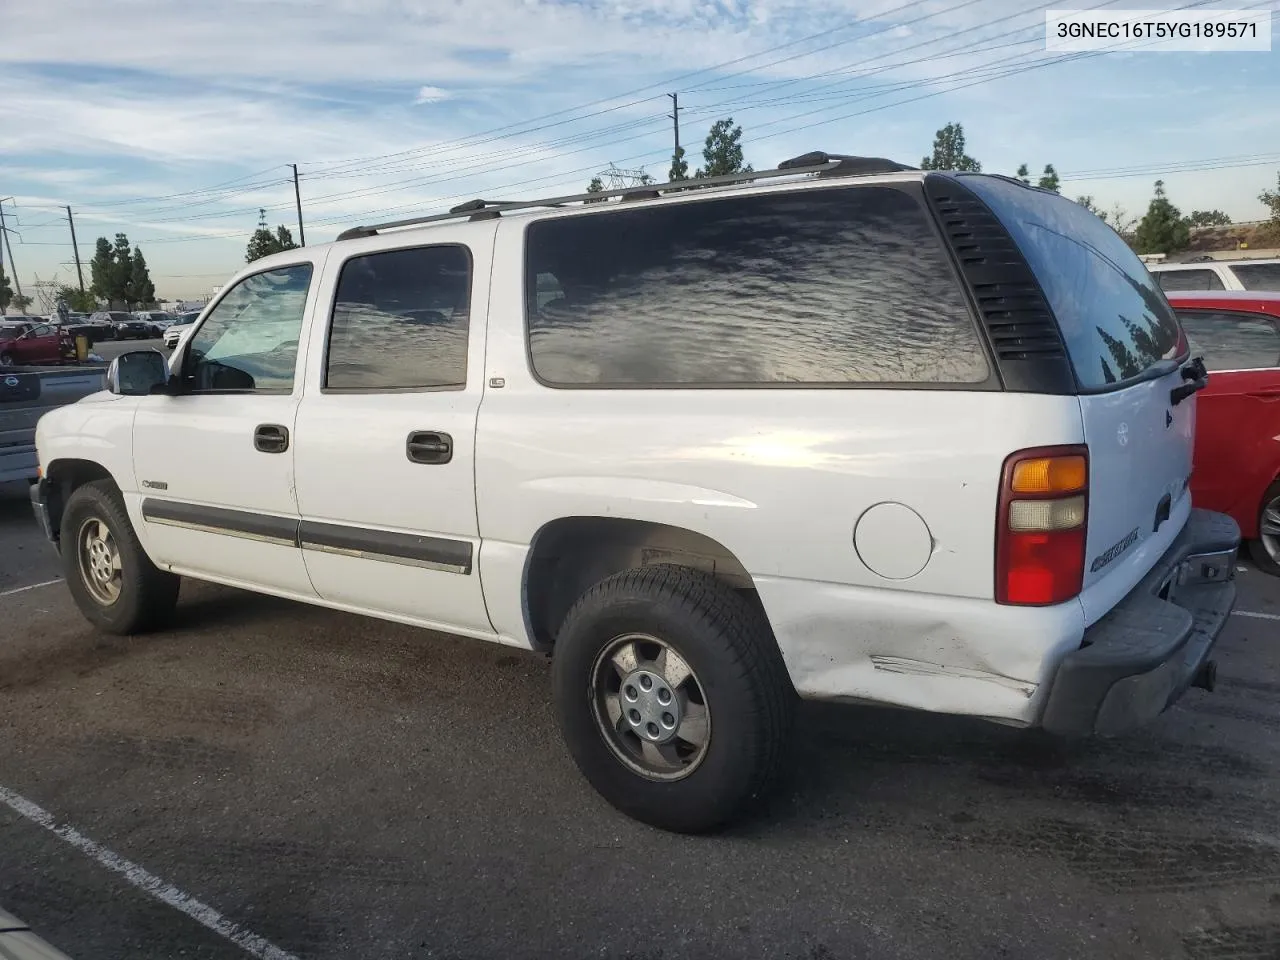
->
[0,321,72,367]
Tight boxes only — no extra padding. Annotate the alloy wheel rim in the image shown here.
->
[1261,496,1280,565]
[77,517,123,605]
[590,632,711,782]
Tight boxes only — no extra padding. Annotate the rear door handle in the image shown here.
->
[407,431,453,465]
[254,423,290,454]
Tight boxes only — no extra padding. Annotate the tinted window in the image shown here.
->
[1176,310,1280,371]
[1232,263,1280,291]
[325,245,470,391]
[1157,269,1225,292]
[524,186,988,386]
[183,264,312,393]
[965,178,1184,390]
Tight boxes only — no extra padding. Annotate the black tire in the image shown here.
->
[0,353,13,367]
[1248,479,1280,576]
[551,564,795,833]
[60,479,179,634]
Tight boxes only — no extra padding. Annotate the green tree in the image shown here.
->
[0,267,12,312]
[245,209,300,262]
[1075,196,1103,218]
[1037,164,1060,193]
[696,118,752,178]
[89,237,114,301]
[583,177,607,204]
[130,246,156,306]
[1015,163,1030,184]
[919,122,980,172]
[109,233,134,304]
[1133,180,1191,255]
[1187,209,1232,227]
[1261,174,1280,240]
[56,285,97,313]
[668,146,689,182]
[12,294,32,312]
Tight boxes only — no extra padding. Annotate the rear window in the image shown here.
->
[1231,263,1280,291]
[1157,268,1225,292]
[964,177,1184,390]
[523,185,990,387]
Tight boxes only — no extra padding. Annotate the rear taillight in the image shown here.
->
[996,445,1088,606]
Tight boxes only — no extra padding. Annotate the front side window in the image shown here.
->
[524,185,989,387]
[1231,263,1280,292]
[1176,310,1280,371]
[325,245,471,391]
[1157,269,1225,292]
[183,264,313,393]
[965,176,1185,390]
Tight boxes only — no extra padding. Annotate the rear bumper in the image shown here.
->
[0,446,38,484]
[1041,508,1240,737]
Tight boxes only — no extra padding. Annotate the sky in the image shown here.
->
[1,0,1278,303]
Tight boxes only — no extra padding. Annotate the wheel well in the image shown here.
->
[43,459,115,541]
[524,517,760,648]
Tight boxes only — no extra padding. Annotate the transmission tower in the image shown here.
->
[598,163,653,188]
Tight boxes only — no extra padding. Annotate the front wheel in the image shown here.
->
[61,480,180,634]
[551,564,795,833]
[1248,480,1280,576]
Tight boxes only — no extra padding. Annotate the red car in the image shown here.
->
[0,322,73,367]
[1165,290,1280,573]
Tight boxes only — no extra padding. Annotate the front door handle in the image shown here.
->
[254,423,290,454]
[407,431,452,465]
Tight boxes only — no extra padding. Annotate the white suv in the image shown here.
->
[30,153,1240,832]
[1151,257,1280,293]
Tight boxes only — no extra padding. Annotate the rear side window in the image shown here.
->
[1176,310,1280,371]
[1231,263,1280,291]
[964,177,1184,390]
[325,245,471,391]
[1157,269,1225,292]
[524,185,989,387]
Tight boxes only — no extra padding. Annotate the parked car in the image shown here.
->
[1,366,106,483]
[134,310,174,330]
[1165,290,1280,574]
[1151,257,1280,293]
[31,153,1239,833]
[162,312,200,349]
[0,322,72,366]
[114,316,160,340]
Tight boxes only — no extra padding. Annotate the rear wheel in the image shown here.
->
[551,564,795,833]
[0,353,13,367]
[1248,480,1280,576]
[61,480,180,634]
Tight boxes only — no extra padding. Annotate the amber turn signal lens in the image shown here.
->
[1010,455,1087,495]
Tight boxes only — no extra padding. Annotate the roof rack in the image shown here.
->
[335,151,917,240]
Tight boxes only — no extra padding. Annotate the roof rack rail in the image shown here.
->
[336,151,912,240]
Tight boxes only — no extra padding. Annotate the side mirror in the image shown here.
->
[107,350,169,396]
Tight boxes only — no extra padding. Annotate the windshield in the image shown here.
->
[963,176,1185,390]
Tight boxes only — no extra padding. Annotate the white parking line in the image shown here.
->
[0,579,62,599]
[1233,610,1280,622]
[0,785,299,960]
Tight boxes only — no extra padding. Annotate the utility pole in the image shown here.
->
[667,93,680,157]
[66,205,85,292]
[291,164,306,247]
[0,198,25,314]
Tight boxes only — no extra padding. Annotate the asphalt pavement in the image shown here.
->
[2,478,1280,960]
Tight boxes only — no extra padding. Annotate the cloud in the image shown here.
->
[414,86,452,105]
